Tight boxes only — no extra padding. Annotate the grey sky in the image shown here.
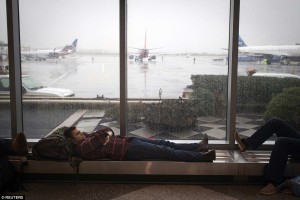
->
[1,0,300,53]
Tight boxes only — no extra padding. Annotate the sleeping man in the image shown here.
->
[63,127,216,162]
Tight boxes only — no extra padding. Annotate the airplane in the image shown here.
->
[58,39,78,56]
[238,36,300,65]
[21,39,78,61]
[128,32,158,62]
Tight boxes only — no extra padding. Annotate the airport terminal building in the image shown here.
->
[1,0,300,199]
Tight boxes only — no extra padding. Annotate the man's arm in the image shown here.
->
[76,130,109,158]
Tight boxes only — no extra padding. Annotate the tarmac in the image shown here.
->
[73,109,265,141]
[0,105,268,141]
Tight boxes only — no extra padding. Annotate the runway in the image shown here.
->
[1,54,299,138]
[20,54,300,99]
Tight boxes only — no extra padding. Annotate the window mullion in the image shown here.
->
[6,0,23,137]
[227,0,240,149]
[119,0,127,136]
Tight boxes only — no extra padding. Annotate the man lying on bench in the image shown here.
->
[63,127,215,162]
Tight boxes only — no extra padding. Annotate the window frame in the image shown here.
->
[6,0,241,149]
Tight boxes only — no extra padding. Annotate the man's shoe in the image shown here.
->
[11,132,28,156]
[260,183,278,195]
[199,133,208,152]
[201,149,216,162]
[234,130,247,152]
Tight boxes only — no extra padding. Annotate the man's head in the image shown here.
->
[64,127,85,143]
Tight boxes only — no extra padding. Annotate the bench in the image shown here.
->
[19,110,300,181]
[16,150,300,177]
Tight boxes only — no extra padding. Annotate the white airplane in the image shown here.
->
[21,39,78,61]
[253,72,300,79]
[238,36,300,65]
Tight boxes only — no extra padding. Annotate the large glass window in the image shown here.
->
[126,0,230,141]
[0,0,11,138]
[237,0,300,141]
[19,0,119,138]
[5,0,299,148]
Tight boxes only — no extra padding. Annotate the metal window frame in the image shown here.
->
[119,0,127,136]
[226,0,240,149]
[6,0,23,137]
[6,0,241,148]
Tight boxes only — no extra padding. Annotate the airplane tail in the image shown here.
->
[238,35,247,47]
[72,39,78,49]
[62,39,78,52]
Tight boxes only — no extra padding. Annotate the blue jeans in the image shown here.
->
[0,139,13,155]
[126,137,206,162]
[245,117,300,184]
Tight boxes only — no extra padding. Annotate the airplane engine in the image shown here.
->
[280,56,290,65]
[149,55,156,60]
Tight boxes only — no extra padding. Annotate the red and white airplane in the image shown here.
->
[128,32,159,62]
[21,39,78,61]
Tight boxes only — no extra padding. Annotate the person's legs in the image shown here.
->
[0,132,27,156]
[260,137,300,195]
[264,137,300,185]
[126,138,215,162]
[0,139,13,155]
[133,137,199,151]
[245,117,300,149]
[11,132,28,156]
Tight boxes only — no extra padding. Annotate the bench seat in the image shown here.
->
[15,150,300,177]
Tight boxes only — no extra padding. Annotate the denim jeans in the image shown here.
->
[245,117,300,184]
[126,137,206,162]
[0,139,13,155]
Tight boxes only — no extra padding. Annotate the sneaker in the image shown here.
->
[11,132,28,156]
[234,130,247,152]
[199,133,208,152]
[260,183,278,195]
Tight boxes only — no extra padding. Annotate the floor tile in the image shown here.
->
[130,127,161,138]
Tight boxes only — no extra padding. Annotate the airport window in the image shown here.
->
[3,0,237,143]
[18,0,120,139]
[126,0,230,141]
[7,0,299,148]
[237,0,300,142]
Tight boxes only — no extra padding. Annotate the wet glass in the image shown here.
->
[22,76,44,90]
[19,0,119,138]
[127,0,230,140]
[238,0,300,142]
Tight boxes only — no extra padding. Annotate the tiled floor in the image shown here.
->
[4,182,299,200]
[75,110,265,140]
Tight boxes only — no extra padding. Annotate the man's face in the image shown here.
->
[71,128,85,143]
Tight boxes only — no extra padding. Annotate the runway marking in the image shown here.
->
[46,69,76,87]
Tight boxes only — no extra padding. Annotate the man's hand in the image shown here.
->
[103,131,113,145]
[107,131,113,137]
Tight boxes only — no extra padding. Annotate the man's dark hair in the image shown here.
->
[64,127,76,139]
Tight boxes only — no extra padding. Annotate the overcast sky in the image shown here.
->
[1,0,300,53]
